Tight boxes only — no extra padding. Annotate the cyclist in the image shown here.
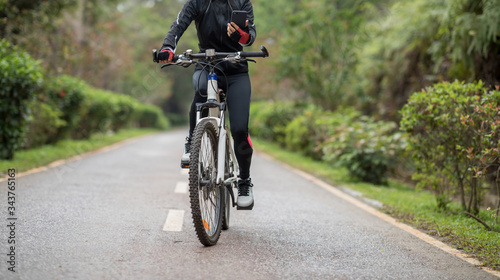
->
[158,0,256,209]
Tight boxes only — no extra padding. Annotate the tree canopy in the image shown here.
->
[2,0,499,121]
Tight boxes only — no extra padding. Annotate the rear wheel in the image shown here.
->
[189,120,223,246]
[222,135,232,230]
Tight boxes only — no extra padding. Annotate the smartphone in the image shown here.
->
[231,10,247,28]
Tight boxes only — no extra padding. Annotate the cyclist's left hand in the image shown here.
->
[227,20,250,44]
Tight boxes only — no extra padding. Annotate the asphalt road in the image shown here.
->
[0,129,498,280]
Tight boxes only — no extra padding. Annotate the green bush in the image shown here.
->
[0,39,44,159]
[400,80,500,212]
[49,79,168,139]
[135,103,170,130]
[165,113,188,127]
[283,107,322,159]
[0,39,168,155]
[322,114,407,185]
[25,101,66,148]
[111,94,138,131]
[283,105,358,160]
[44,75,87,140]
[249,100,407,185]
[249,101,300,144]
[75,88,118,139]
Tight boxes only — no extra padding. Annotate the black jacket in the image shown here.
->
[161,0,256,75]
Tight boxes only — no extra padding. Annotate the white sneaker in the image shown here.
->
[237,178,254,210]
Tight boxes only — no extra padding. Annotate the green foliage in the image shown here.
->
[73,84,169,139]
[322,114,407,185]
[111,93,139,131]
[431,0,500,79]
[0,40,168,158]
[0,39,44,159]
[276,0,368,109]
[250,101,407,184]
[0,0,76,39]
[43,75,159,139]
[24,102,66,149]
[354,0,444,118]
[400,81,500,212]
[44,75,87,140]
[135,103,170,130]
[355,0,500,119]
[283,104,327,160]
[252,0,298,36]
[282,105,363,161]
[249,101,299,144]
[76,88,124,139]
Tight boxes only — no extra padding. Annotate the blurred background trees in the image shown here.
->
[2,0,499,215]
[2,0,498,122]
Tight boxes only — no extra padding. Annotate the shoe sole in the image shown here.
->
[236,202,254,210]
[180,160,189,169]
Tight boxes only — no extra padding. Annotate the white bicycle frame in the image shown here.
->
[195,72,239,187]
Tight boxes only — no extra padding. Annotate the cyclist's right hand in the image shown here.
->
[158,49,174,63]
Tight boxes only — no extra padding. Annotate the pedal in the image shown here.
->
[180,161,189,169]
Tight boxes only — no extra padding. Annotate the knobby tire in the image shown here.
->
[189,120,224,246]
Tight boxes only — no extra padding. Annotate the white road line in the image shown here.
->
[174,181,188,194]
[163,210,185,232]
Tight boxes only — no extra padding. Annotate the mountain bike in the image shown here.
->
[153,46,269,246]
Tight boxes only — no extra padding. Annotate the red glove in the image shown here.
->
[229,23,250,44]
[158,49,174,61]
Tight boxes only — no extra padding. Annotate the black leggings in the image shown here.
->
[189,70,253,179]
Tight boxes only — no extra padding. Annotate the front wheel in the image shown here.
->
[189,120,223,246]
[222,186,231,230]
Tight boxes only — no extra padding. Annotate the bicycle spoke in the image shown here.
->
[195,129,219,236]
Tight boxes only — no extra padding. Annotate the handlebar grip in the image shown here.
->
[152,49,158,63]
[239,46,270,58]
[239,51,266,58]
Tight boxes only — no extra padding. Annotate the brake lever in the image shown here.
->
[160,62,178,69]
[224,56,257,64]
[160,58,193,69]
[179,59,193,68]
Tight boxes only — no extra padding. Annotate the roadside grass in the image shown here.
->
[253,138,500,271]
[0,128,159,177]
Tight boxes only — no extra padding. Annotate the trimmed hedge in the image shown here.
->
[0,39,43,159]
[44,75,87,141]
[75,89,118,139]
[0,39,169,158]
[135,103,170,130]
[25,101,66,148]
[249,101,299,144]
[56,84,170,140]
[250,101,407,185]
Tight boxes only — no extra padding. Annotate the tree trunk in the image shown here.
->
[475,43,500,89]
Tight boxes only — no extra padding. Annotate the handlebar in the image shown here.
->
[152,46,269,64]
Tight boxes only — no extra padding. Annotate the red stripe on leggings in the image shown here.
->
[248,134,253,148]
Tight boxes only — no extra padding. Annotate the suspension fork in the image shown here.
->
[217,109,227,185]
